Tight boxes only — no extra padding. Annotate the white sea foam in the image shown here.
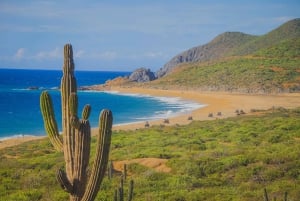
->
[104,90,202,108]
[78,90,104,93]
[103,90,152,98]
[104,91,206,121]
[113,121,146,127]
[12,86,59,91]
[12,88,31,91]
[0,134,42,141]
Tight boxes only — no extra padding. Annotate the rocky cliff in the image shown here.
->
[156,32,256,78]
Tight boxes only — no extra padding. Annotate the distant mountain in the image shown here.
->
[157,18,300,78]
[156,32,257,78]
[149,18,300,93]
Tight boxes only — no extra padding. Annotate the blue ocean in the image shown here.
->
[0,68,202,139]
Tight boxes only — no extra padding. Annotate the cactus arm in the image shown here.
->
[61,44,77,182]
[69,93,78,116]
[73,120,91,199]
[81,109,113,201]
[70,93,80,129]
[82,104,91,120]
[56,168,74,194]
[40,91,63,151]
[68,92,91,199]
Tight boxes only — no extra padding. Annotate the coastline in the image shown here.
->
[1,87,300,150]
[108,87,300,129]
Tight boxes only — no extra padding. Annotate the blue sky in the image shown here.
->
[0,0,299,71]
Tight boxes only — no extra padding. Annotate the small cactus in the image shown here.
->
[123,164,127,181]
[263,188,288,201]
[114,176,134,201]
[40,44,113,201]
[108,160,114,179]
[264,188,269,201]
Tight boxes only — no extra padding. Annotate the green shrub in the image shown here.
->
[1,107,300,200]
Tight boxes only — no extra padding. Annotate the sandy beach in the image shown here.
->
[110,87,300,129]
[1,87,300,150]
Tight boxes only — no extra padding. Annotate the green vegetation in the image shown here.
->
[150,35,300,93]
[231,18,300,56]
[152,55,300,93]
[1,108,300,200]
[254,38,300,58]
[151,18,300,93]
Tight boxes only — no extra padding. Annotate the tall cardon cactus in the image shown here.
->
[40,44,113,201]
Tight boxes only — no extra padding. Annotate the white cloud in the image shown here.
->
[73,50,118,61]
[34,47,61,60]
[127,51,169,60]
[0,1,218,35]
[99,51,117,60]
[0,1,62,18]
[274,16,294,23]
[87,51,117,60]
[1,1,299,70]
[13,48,26,60]
[144,51,164,58]
[74,50,85,58]
[9,47,118,63]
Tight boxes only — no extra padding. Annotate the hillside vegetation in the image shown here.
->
[231,18,300,56]
[152,19,300,93]
[1,108,300,200]
[150,37,300,93]
[156,32,258,78]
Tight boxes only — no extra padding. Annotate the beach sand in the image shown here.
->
[109,87,300,130]
[1,87,300,150]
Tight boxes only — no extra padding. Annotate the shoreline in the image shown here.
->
[1,87,300,150]
[108,87,300,129]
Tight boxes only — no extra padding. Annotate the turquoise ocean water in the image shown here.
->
[0,69,203,139]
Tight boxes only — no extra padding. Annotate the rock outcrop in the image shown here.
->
[129,68,156,82]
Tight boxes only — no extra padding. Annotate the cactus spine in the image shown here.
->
[40,44,113,201]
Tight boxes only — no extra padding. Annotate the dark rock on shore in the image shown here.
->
[129,68,156,82]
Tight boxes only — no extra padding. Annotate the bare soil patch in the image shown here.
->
[113,158,171,173]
